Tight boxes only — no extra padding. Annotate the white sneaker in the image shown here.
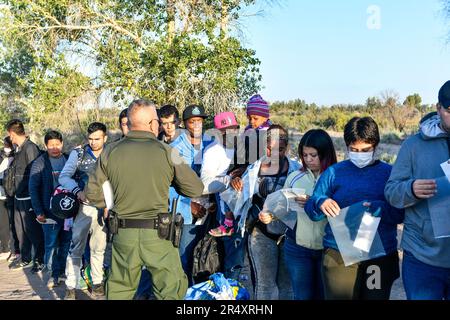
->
[57,275,67,284]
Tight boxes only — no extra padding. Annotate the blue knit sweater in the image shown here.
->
[304,160,404,254]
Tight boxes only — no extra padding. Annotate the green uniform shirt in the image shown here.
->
[85,130,204,219]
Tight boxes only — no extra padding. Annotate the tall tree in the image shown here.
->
[0,0,263,130]
[380,90,415,133]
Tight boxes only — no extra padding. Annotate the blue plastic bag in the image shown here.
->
[184,273,250,300]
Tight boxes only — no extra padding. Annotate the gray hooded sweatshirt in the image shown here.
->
[385,112,450,268]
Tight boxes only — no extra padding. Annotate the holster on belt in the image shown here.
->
[107,198,184,247]
[157,196,184,248]
[107,209,119,242]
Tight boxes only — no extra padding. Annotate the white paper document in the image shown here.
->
[353,212,381,252]
[427,176,450,238]
[440,160,450,182]
[281,188,306,213]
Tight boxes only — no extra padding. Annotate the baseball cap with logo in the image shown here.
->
[438,80,450,109]
[50,186,80,220]
[182,105,208,121]
[214,112,239,130]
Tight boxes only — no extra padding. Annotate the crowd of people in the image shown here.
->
[0,80,449,300]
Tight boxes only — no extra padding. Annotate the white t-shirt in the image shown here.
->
[0,157,13,179]
[200,141,235,195]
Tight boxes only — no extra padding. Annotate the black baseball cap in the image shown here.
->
[438,80,450,109]
[182,105,208,121]
[51,190,80,220]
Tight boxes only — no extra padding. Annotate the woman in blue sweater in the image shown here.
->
[304,117,404,300]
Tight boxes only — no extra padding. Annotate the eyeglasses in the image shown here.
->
[149,119,160,127]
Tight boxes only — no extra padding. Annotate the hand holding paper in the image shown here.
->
[258,212,274,225]
[320,198,341,217]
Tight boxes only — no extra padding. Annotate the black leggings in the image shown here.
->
[0,200,9,252]
[14,199,44,263]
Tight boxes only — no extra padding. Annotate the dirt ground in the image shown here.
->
[0,259,98,300]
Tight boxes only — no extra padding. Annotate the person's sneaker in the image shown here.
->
[47,277,59,289]
[64,289,76,300]
[57,274,67,284]
[78,276,89,291]
[91,283,105,297]
[9,260,32,270]
[30,262,45,274]
[7,253,20,263]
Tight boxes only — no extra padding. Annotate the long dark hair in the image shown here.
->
[299,129,337,173]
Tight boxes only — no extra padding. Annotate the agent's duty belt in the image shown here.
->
[118,218,159,229]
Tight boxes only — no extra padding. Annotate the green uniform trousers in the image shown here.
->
[106,228,188,300]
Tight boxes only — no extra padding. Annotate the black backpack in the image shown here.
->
[192,213,223,284]
[2,159,15,197]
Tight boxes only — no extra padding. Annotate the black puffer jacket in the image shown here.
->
[12,138,41,199]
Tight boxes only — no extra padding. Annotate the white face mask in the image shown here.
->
[348,151,374,168]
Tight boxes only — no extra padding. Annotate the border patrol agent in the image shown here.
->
[85,99,204,300]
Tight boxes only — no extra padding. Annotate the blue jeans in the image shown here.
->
[284,237,324,300]
[402,250,450,300]
[42,223,71,278]
[134,268,153,299]
[179,223,206,286]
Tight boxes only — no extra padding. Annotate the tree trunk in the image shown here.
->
[167,0,175,44]
[220,0,229,40]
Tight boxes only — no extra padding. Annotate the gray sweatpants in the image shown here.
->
[65,204,107,289]
[248,226,293,300]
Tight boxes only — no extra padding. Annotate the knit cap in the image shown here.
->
[438,80,450,109]
[246,94,270,118]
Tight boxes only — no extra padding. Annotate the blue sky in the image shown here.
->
[243,0,450,105]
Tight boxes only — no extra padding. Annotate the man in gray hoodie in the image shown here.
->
[385,80,450,300]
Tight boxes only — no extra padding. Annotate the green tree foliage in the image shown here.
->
[403,93,422,109]
[0,0,262,134]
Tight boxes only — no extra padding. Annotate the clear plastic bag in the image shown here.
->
[427,176,450,238]
[328,201,385,266]
[261,188,306,230]
[184,272,250,300]
[220,187,241,214]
